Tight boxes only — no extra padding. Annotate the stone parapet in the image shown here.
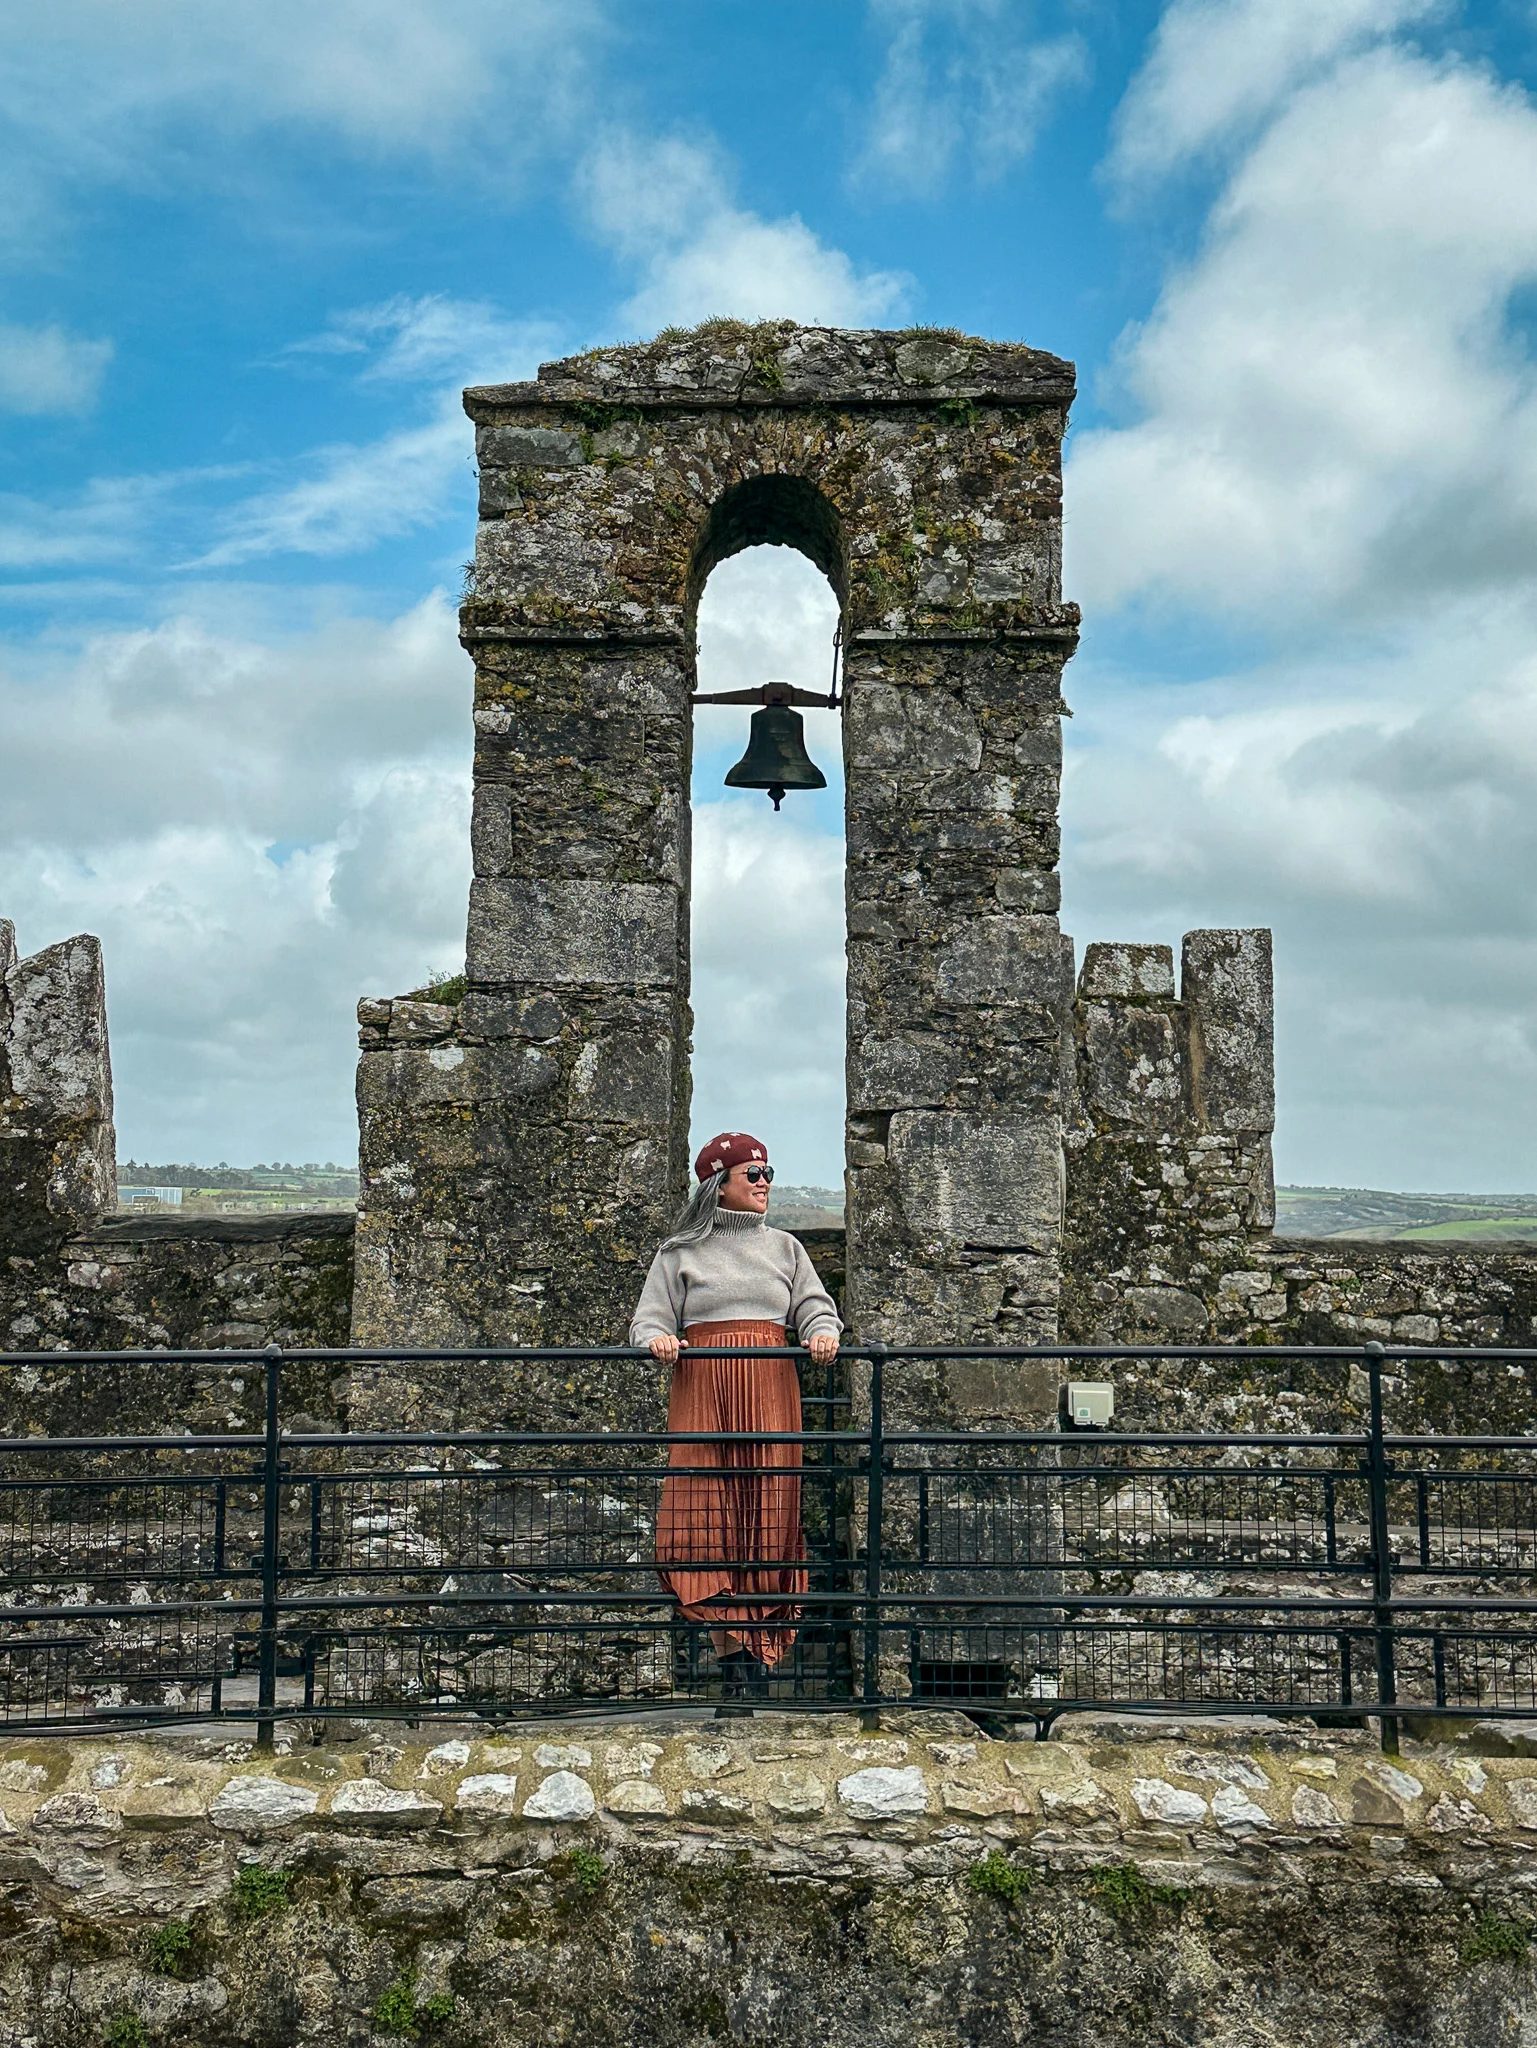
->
[1062,929,1277,1345]
[2,1712,1536,2043]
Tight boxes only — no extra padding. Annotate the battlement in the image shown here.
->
[1062,928,1277,1343]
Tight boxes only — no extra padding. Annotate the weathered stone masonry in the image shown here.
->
[4,1711,1537,2047]
[1061,930,1277,1347]
[351,325,1081,1399]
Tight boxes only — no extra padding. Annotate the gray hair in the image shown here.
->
[660,1169,724,1252]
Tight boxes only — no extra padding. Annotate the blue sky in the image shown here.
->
[5,0,1537,1193]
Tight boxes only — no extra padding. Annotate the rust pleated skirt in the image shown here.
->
[655,1319,807,1666]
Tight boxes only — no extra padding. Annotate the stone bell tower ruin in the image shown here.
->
[350,323,1080,1372]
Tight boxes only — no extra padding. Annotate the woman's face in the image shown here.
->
[718,1161,772,1213]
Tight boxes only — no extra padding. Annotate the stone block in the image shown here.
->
[470,784,513,875]
[1081,1004,1183,1127]
[3,932,116,1223]
[994,869,1061,912]
[1119,1288,1210,1338]
[944,1354,1059,1424]
[935,915,1064,1009]
[357,1043,559,1111]
[328,1780,442,1829]
[455,1773,521,1819]
[837,1766,930,1819]
[387,1001,457,1043]
[207,1777,320,1834]
[570,1033,673,1122]
[606,1780,670,1816]
[522,1770,595,1822]
[1078,944,1175,1000]
[1182,929,1274,1134]
[468,879,678,988]
[890,1113,1063,1252]
[477,425,586,468]
[848,1033,963,1111]
[460,992,568,1040]
[1131,1779,1207,1825]
[765,1772,827,1817]
[845,683,982,772]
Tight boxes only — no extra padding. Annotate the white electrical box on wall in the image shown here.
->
[1066,1381,1115,1429]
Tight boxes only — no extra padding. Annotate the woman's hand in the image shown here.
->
[649,1334,682,1365]
[808,1331,839,1366]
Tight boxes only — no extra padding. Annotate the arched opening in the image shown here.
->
[689,539,846,1225]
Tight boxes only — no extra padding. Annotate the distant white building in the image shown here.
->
[118,1186,183,1207]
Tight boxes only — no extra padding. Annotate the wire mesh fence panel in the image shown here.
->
[0,1341,1534,1732]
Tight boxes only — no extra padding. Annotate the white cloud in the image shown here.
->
[0,471,201,571]
[691,546,846,1188]
[0,0,605,243]
[855,0,1088,198]
[199,296,551,566]
[0,592,471,1163]
[1062,610,1537,1187]
[285,296,556,388]
[1062,11,1537,1191]
[0,319,111,413]
[188,409,469,568]
[1107,0,1440,186]
[1068,46,1537,620]
[579,133,910,332]
[690,800,846,1188]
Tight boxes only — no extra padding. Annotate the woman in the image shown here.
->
[630,1130,841,1696]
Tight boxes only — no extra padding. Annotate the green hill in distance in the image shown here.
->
[1276,1186,1537,1242]
[112,1169,1537,1244]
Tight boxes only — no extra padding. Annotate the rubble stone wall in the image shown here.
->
[3,1711,1537,2046]
[0,1212,355,1435]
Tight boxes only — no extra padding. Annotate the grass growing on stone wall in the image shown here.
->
[230,1864,291,1918]
[966,1851,1032,1904]
[404,971,466,1006]
[373,1964,457,2037]
[1087,1862,1188,1921]
[1463,1913,1530,1965]
[374,1968,419,2035]
[145,1917,193,1976]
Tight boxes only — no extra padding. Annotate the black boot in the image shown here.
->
[745,1655,770,1700]
[719,1650,750,1700]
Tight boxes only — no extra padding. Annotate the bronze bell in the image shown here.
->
[723,686,828,810]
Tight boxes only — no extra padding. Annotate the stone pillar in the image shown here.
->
[1060,930,1276,1345]
[351,643,691,1371]
[843,639,1070,1423]
[0,919,117,1347]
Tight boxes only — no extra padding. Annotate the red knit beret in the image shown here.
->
[694,1130,768,1181]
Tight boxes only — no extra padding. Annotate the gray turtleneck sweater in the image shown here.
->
[628,1209,842,1345]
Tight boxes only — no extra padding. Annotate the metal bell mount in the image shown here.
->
[692,681,835,812]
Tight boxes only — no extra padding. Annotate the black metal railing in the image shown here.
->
[1,1338,1536,1749]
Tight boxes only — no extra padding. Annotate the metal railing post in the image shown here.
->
[862,1342,886,1708]
[1363,1340,1399,1754]
[256,1342,282,1752]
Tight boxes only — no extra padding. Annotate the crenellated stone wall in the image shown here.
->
[2,1711,1536,2046]
[1060,929,1277,1346]
[1,919,353,1406]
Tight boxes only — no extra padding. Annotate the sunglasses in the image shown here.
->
[741,1165,774,1184]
